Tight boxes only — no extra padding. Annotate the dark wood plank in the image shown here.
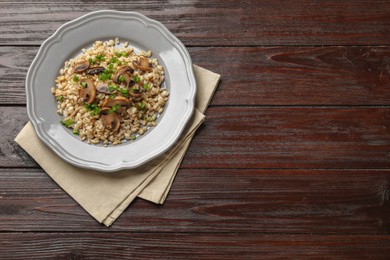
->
[0,168,389,233]
[0,233,389,259]
[2,106,389,168]
[2,46,390,105]
[185,106,390,169]
[1,1,390,46]
[0,107,37,167]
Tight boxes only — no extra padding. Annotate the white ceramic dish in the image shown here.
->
[26,10,196,172]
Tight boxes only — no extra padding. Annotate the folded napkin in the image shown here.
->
[15,65,220,226]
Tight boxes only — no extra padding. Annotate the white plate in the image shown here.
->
[26,10,196,172]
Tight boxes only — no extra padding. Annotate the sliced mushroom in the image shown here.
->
[132,57,153,72]
[113,66,133,84]
[117,66,134,75]
[96,82,114,94]
[117,73,131,86]
[129,91,142,98]
[102,96,131,109]
[73,60,90,74]
[87,66,105,75]
[100,108,120,132]
[128,80,136,87]
[78,78,96,104]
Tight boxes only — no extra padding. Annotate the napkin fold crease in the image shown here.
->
[15,65,220,226]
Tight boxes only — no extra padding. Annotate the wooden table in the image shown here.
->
[1,1,390,258]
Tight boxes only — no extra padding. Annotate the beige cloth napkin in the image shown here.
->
[15,65,220,227]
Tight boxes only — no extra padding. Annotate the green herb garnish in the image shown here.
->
[131,135,136,140]
[81,82,87,88]
[139,102,145,111]
[109,57,118,64]
[118,75,126,83]
[88,58,96,65]
[72,129,79,135]
[120,87,129,97]
[61,119,74,127]
[73,75,79,82]
[56,95,63,102]
[115,51,128,57]
[99,72,112,81]
[143,83,150,90]
[109,94,116,99]
[84,103,101,116]
[132,75,140,82]
[109,84,118,92]
[95,54,105,61]
[109,104,120,113]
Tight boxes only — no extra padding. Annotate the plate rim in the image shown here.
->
[26,10,196,172]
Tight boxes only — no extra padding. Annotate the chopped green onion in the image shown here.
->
[120,88,129,97]
[108,84,117,92]
[118,75,126,83]
[88,58,96,65]
[131,135,136,140]
[139,102,145,110]
[109,104,120,113]
[132,75,140,82]
[72,129,79,135]
[115,51,128,57]
[95,54,105,61]
[143,83,150,90]
[56,95,63,102]
[117,61,122,66]
[81,82,87,88]
[109,57,118,64]
[61,119,74,127]
[109,94,116,99]
[73,75,79,82]
[84,103,100,116]
[121,87,128,94]
[99,72,111,81]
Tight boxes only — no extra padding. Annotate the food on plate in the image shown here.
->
[52,38,168,145]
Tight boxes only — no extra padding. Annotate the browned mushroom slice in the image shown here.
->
[78,78,96,104]
[102,96,131,109]
[129,91,142,98]
[117,66,134,75]
[96,82,114,94]
[100,108,120,133]
[73,60,90,74]
[113,66,133,84]
[87,66,105,75]
[132,57,153,72]
[117,73,131,85]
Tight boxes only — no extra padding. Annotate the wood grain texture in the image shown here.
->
[2,106,389,168]
[0,168,389,234]
[184,107,390,169]
[1,46,390,105]
[1,1,390,257]
[0,0,390,46]
[0,233,389,259]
